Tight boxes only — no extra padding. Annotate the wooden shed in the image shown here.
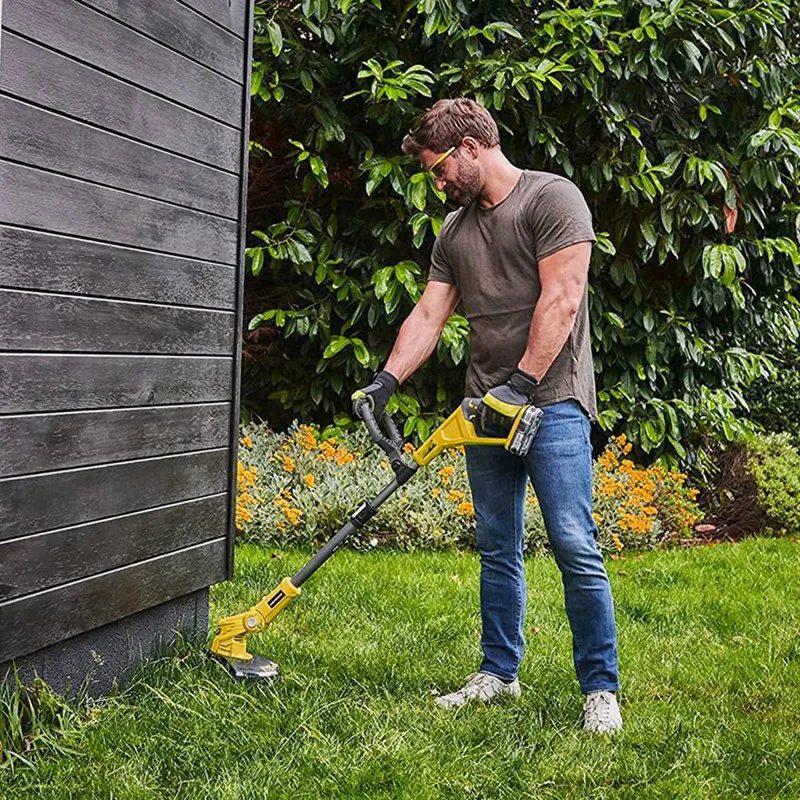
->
[0,0,253,693]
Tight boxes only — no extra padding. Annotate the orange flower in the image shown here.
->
[275,454,295,473]
[239,435,253,448]
[285,507,302,525]
[456,501,474,516]
[432,488,441,499]
[335,447,355,466]
[303,474,315,487]
[438,465,455,478]
[294,425,318,451]
[320,441,337,460]
[447,490,465,502]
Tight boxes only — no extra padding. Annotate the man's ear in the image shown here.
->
[460,137,481,159]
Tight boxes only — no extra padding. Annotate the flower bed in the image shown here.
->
[236,423,703,554]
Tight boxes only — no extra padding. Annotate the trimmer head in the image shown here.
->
[218,654,280,681]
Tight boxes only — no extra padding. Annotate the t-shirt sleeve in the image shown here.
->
[427,229,456,285]
[528,178,596,261]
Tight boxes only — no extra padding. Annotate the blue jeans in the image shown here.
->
[465,399,619,694]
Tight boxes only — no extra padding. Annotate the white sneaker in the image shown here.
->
[583,690,623,733]
[434,672,521,709]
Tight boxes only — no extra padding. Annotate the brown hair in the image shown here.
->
[401,98,500,157]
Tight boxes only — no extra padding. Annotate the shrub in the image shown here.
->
[236,423,703,554]
[745,434,800,535]
[745,343,800,447]
[697,431,800,539]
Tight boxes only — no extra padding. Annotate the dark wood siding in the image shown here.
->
[0,0,253,663]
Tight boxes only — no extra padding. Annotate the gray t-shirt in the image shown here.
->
[428,170,598,421]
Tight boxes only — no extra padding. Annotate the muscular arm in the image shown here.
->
[517,241,592,381]
[385,280,459,384]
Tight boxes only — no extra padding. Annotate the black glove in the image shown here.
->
[352,370,398,419]
[481,368,539,430]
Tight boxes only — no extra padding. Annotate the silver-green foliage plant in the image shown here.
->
[244,0,800,474]
[236,422,703,553]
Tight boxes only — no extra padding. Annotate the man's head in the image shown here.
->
[401,98,500,207]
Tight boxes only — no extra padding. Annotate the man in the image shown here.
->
[355,98,621,733]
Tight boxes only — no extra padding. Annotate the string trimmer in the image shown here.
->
[210,396,543,679]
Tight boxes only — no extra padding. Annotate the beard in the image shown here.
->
[446,157,483,207]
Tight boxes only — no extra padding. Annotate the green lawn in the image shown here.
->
[3,538,800,799]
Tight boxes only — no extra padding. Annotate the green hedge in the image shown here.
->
[242,0,800,474]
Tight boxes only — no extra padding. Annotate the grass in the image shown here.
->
[2,537,800,798]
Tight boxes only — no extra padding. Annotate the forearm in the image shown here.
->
[384,307,444,384]
[517,292,580,381]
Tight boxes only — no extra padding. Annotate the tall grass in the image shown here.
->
[0,670,83,772]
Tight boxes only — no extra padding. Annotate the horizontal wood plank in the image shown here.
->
[0,97,239,218]
[0,162,238,264]
[0,290,235,355]
[178,0,248,38]
[4,0,243,125]
[0,449,230,540]
[0,227,237,310]
[0,35,240,172]
[0,404,231,478]
[0,354,234,414]
[0,538,227,662]
[77,0,244,79]
[0,495,228,601]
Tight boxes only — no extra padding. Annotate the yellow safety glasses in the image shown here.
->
[428,145,457,179]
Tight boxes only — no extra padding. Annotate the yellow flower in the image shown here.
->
[403,442,415,454]
[320,441,337,460]
[285,507,302,525]
[303,474,315,488]
[432,488,441,499]
[281,455,295,473]
[295,425,318,451]
[447,490,465,502]
[335,447,355,466]
[438,465,455,478]
[611,532,624,551]
[456,501,474,516]
[239,435,253,448]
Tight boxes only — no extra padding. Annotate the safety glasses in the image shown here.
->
[428,145,458,179]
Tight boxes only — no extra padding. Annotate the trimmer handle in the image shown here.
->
[352,395,404,457]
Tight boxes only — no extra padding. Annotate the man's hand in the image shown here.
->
[481,369,540,431]
[352,370,398,418]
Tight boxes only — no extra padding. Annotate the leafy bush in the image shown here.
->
[696,430,800,539]
[242,0,800,470]
[745,342,800,447]
[236,423,703,553]
[745,434,800,535]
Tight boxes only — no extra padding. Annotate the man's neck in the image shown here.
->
[478,154,523,209]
